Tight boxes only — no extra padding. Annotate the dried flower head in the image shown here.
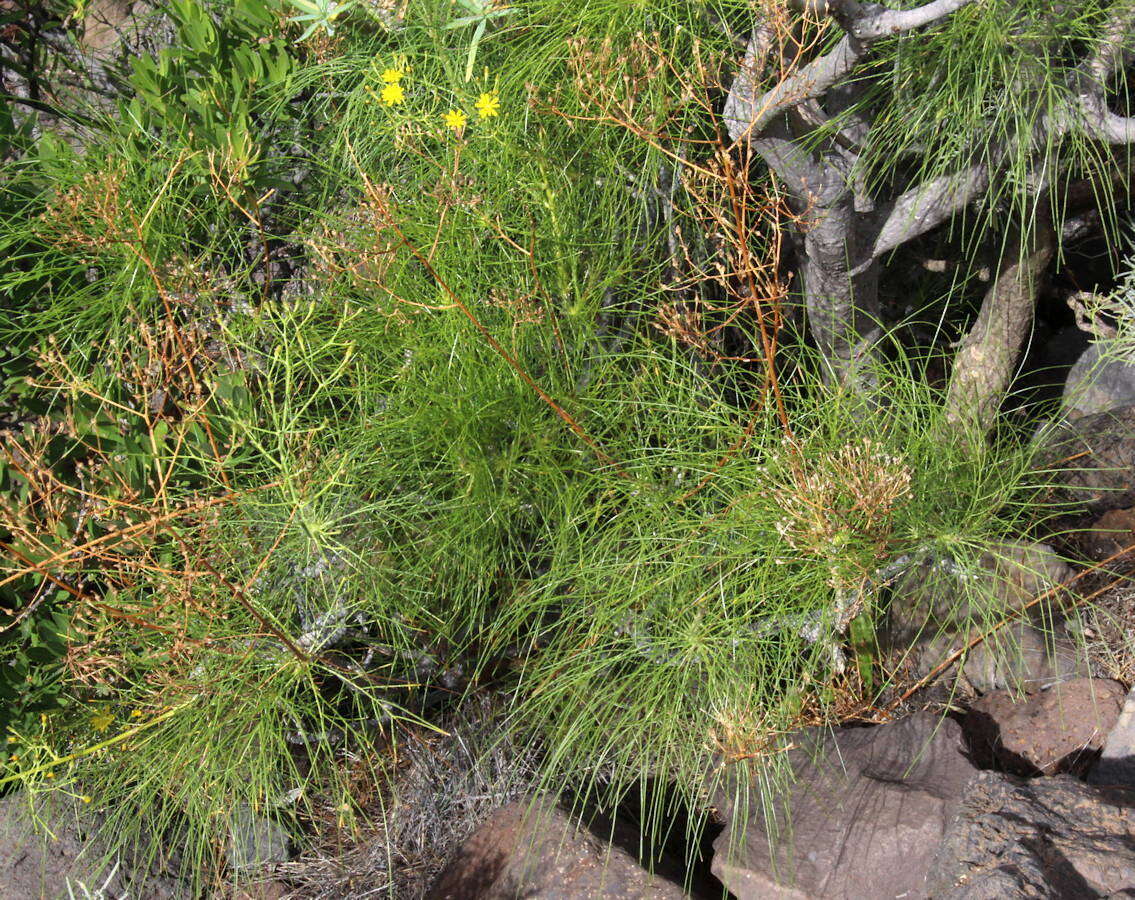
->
[771,438,913,562]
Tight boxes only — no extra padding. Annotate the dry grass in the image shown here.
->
[274,694,539,899]
[1079,580,1135,683]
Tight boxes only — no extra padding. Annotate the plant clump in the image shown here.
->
[0,0,1117,893]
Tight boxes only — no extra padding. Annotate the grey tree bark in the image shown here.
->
[945,205,1057,434]
[723,0,989,386]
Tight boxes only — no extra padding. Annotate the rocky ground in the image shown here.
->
[5,676,1133,898]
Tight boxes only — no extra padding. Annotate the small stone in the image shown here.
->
[1089,686,1135,788]
[963,678,1126,775]
[228,806,290,871]
[431,796,687,899]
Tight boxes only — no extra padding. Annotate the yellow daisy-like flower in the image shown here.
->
[381,68,405,84]
[130,709,143,718]
[475,92,500,119]
[380,83,405,106]
[444,109,468,131]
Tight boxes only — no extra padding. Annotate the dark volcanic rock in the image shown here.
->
[431,796,688,899]
[1037,404,1135,513]
[927,771,1135,898]
[885,542,1085,692]
[711,713,978,899]
[1083,506,1135,570]
[1062,343,1135,419]
[963,678,1126,775]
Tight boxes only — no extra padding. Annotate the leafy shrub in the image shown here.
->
[125,0,297,192]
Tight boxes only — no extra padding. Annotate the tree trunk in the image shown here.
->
[799,199,882,386]
[944,203,1056,435]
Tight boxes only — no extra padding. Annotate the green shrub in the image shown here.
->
[125,0,297,193]
[0,0,1074,889]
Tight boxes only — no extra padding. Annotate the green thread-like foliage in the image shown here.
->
[0,0,1100,890]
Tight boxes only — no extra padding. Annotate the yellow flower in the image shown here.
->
[45,770,54,779]
[80,796,92,804]
[475,92,500,119]
[130,709,143,718]
[381,68,405,84]
[90,711,113,733]
[444,109,468,131]
[6,736,16,744]
[380,83,405,106]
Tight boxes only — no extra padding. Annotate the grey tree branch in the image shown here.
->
[1075,92,1135,144]
[722,13,782,142]
[728,0,974,144]
[748,117,831,202]
[725,0,1127,396]
[851,0,974,39]
[1062,2,1135,145]
[882,0,1135,256]
[794,96,872,155]
[1088,0,1135,85]
[786,0,866,30]
[786,0,972,36]
[945,201,1057,434]
[726,33,864,141]
[867,158,994,259]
